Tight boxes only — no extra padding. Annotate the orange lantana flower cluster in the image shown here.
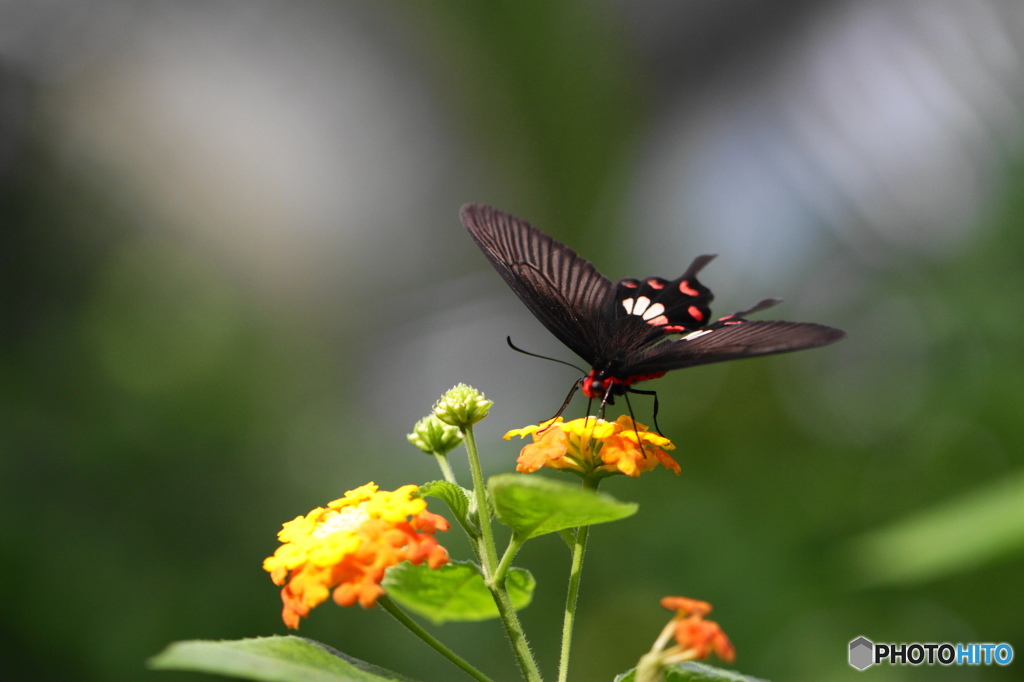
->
[660,596,735,664]
[263,483,450,628]
[504,416,680,478]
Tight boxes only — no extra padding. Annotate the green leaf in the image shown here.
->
[664,662,767,682]
[383,560,534,624]
[841,470,1024,586]
[616,661,768,682]
[148,636,417,682]
[488,473,637,539]
[417,480,477,533]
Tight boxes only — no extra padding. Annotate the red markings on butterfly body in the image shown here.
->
[582,370,668,399]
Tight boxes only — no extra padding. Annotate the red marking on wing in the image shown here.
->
[661,325,687,333]
[679,280,700,296]
[688,305,705,322]
[647,278,665,289]
[647,315,669,326]
[621,280,639,288]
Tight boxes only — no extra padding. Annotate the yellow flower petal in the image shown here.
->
[504,417,562,440]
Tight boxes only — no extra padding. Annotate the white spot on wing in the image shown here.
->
[681,329,714,341]
[632,296,651,315]
[621,298,635,314]
[642,302,665,320]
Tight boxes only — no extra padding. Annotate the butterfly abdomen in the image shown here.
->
[582,370,668,399]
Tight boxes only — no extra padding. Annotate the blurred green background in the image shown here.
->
[2,2,1022,681]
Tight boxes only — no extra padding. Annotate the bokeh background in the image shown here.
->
[2,1,1022,681]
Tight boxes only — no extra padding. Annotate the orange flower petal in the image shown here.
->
[661,596,712,616]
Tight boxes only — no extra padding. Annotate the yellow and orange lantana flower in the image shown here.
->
[504,415,680,478]
[263,483,450,628]
[660,596,735,664]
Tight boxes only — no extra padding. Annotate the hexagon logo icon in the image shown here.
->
[849,636,874,670]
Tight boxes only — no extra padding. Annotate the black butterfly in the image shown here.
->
[461,203,845,420]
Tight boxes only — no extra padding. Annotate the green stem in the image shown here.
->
[433,451,458,485]
[377,595,493,682]
[634,651,664,682]
[461,425,498,577]
[557,524,590,682]
[494,535,524,585]
[461,425,542,682]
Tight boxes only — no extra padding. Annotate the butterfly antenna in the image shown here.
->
[506,337,587,373]
[538,377,584,434]
[628,387,665,436]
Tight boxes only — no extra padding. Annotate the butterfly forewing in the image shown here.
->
[461,204,613,365]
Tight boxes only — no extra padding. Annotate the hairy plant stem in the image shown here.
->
[433,451,458,485]
[462,425,542,682]
[378,596,493,682]
[557,523,590,682]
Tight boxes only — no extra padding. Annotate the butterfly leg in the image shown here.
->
[626,388,663,435]
[621,391,646,446]
[539,377,584,434]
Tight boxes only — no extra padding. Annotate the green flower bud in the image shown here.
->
[432,383,493,428]
[407,414,463,455]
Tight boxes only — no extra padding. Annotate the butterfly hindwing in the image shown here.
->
[612,254,717,334]
[460,204,614,365]
[623,319,846,375]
